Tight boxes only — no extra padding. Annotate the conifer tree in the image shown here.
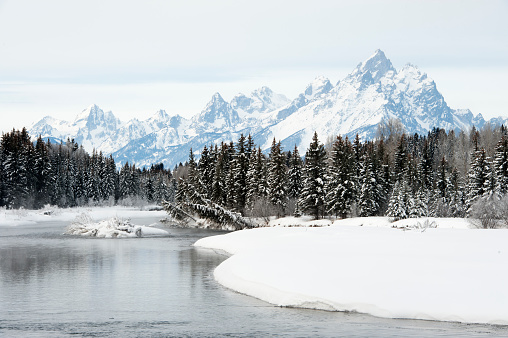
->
[394,134,408,181]
[466,148,490,211]
[493,135,508,195]
[232,134,249,213]
[245,147,268,210]
[447,167,465,217]
[387,180,408,221]
[436,156,448,198]
[198,145,214,199]
[326,136,356,218]
[267,139,288,217]
[299,132,327,219]
[287,145,303,200]
[359,149,382,216]
[419,138,434,191]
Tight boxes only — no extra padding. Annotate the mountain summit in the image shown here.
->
[30,50,506,168]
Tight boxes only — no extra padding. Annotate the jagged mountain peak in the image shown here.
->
[151,109,170,121]
[74,104,103,123]
[304,76,332,99]
[211,92,225,102]
[194,92,239,131]
[349,49,396,84]
[251,86,273,97]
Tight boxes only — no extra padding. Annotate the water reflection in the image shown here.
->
[178,246,227,292]
[0,242,89,283]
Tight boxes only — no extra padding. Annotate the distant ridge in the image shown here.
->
[30,50,507,168]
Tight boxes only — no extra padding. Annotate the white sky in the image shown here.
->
[0,0,507,133]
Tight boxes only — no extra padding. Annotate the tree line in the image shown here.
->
[0,128,176,209]
[166,122,508,229]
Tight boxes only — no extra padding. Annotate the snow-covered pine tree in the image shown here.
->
[394,134,408,182]
[186,148,199,189]
[446,167,465,217]
[409,188,427,218]
[466,148,491,212]
[267,139,288,217]
[493,134,508,196]
[2,129,31,208]
[359,146,382,217]
[299,132,327,219]
[118,162,134,200]
[436,156,448,198]
[419,138,434,191]
[232,134,249,213]
[326,136,356,218]
[104,155,117,202]
[246,134,255,162]
[386,180,408,221]
[376,139,391,213]
[211,144,226,205]
[198,145,214,199]
[287,145,303,200]
[245,146,268,212]
[33,136,51,208]
[224,142,236,209]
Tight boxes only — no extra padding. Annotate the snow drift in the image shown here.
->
[195,217,508,325]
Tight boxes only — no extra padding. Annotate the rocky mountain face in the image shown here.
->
[29,50,505,168]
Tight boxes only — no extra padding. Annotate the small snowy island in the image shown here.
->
[65,212,169,238]
[195,216,508,325]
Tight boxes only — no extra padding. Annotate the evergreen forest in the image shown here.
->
[167,122,508,229]
[0,128,176,209]
[3,123,508,231]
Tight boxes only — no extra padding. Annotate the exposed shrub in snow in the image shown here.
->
[468,194,508,229]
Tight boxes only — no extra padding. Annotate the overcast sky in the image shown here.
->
[0,0,507,133]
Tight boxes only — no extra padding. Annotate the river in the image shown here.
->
[1,214,507,337]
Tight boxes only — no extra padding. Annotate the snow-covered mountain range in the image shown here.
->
[30,50,506,168]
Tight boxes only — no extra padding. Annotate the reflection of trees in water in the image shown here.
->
[0,244,90,283]
[178,247,227,292]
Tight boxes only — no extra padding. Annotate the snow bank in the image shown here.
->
[0,205,168,227]
[66,214,169,238]
[266,216,471,229]
[195,217,508,325]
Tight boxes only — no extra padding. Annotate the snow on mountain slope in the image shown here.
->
[30,50,506,168]
[254,49,489,152]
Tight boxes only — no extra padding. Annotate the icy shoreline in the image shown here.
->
[195,217,508,325]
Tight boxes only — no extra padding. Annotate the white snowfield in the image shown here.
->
[195,217,508,325]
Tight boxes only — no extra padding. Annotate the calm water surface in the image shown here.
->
[1,214,507,337]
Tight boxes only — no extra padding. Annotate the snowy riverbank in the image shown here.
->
[0,205,168,228]
[195,217,508,325]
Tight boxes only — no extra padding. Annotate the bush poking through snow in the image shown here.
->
[468,194,508,229]
[391,218,438,230]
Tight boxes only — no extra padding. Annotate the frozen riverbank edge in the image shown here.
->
[195,217,508,325]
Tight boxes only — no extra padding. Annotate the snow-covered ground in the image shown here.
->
[195,216,508,325]
[0,205,168,228]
